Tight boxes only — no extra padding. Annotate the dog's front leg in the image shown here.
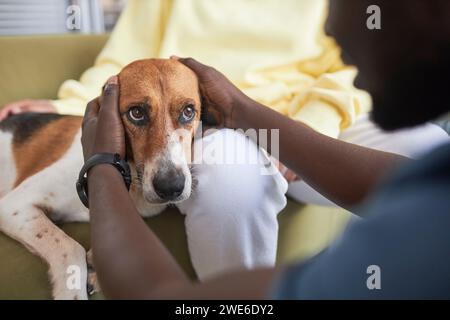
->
[0,196,88,300]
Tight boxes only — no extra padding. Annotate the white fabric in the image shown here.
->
[288,114,450,206]
[177,129,288,280]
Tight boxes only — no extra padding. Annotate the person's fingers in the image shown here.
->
[32,100,53,109]
[0,108,11,121]
[0,105,13,120]
[0,103,57,121]
[0,102,25,119]
[96,75,125,157]
[3,100,29,110]
[97,76,122,151]
[0,100,53,121]
[84,98,100,120]
[81,99,100,158]
[10,105,25,115]
[270,157,298,182]
[284,169,298,183]
[33,104,57,113]
[173,56,207,73]
[84,97,100,118]
[99,75,119,119]
[271,157,283,172]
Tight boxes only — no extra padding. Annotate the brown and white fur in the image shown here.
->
[0,59,201,299]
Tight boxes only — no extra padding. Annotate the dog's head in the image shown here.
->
[118,59,201,204]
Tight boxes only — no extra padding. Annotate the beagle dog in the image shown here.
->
[0,59,201,299]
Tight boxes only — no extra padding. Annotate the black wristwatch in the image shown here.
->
[76,153,131,208]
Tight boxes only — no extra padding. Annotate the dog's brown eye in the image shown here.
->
[127,106,147,124]
[179,104,196,124]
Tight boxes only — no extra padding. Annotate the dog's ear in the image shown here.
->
[125,134,133,162]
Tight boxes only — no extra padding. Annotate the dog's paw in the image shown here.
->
[87,268,101,295]
[86,249,101,295]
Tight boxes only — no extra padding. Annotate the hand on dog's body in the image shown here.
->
[81,76,125,161]
[0,99,56,121]
[173,56,250,129]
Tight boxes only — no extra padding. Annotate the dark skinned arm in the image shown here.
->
[234,98,405,209]
[176,57,407,210]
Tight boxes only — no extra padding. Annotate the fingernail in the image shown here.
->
[104,75,118,93]
[170,55,180,60]
[106,75,118,85]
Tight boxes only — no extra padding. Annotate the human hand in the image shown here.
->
[173,56,251,129]
[0,99,56,121]
[271,157,299,183]
[81,76,125,162]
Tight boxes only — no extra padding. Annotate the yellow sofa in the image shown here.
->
[0,34,351,299]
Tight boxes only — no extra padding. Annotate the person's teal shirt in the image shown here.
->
[273,143,450,299]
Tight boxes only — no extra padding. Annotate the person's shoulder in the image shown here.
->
[271,143,450,299]
[389,142,450,187]
[410,141,450,170]
[360,142,450,218]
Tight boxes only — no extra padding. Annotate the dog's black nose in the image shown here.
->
[153,166,185,201]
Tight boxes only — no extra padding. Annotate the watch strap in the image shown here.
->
[76,153,131,208]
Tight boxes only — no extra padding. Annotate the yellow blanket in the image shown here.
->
[53,0,371,138]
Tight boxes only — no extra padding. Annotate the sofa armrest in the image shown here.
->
[0,34,108,107]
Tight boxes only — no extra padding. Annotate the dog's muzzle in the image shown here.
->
[152,162,185,201]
